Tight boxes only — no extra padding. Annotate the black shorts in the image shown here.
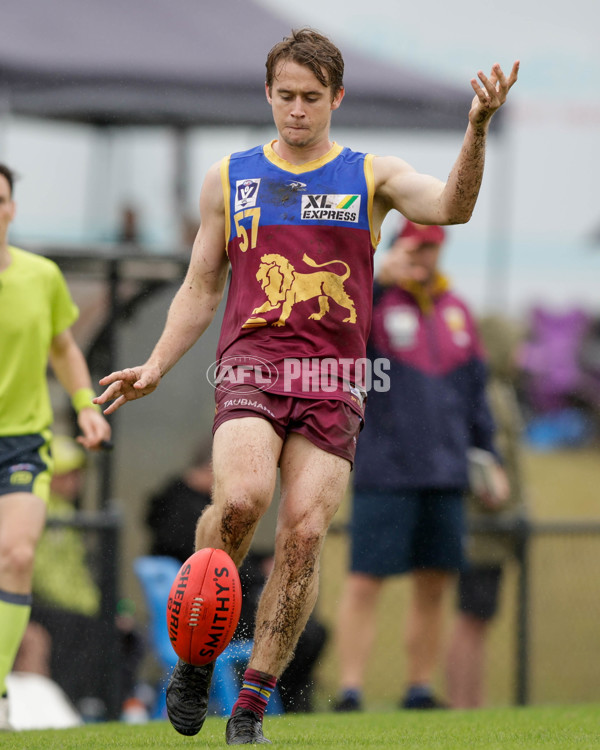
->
[350,488,465,577]
[0,431,53,503]
[457,565,503,621]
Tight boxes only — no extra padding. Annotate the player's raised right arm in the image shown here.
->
[94,161,229,415]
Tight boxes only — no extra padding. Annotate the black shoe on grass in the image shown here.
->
[226,707,271,745]
[401,693,448,709]
[166,659,215,736]
[333,694,362,712]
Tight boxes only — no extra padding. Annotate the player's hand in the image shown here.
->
[93,365,162,415]
[477,463,510,510]
[468,61,519,129]
[76,408,112,451]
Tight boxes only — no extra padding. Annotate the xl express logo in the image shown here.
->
[301,194,361,223]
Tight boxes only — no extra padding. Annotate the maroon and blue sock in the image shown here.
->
[231,668,277,720]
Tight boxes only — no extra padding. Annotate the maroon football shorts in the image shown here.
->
[213,384,363,465]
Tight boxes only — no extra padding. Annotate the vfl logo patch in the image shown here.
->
[235,179,261,212]
[301,194,361,223]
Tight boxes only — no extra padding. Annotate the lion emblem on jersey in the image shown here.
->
[243,253,357,328]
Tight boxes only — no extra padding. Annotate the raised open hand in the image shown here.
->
[93,364,161,415]
[469,61,519,129]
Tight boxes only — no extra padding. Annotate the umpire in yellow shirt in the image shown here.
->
[0,163,111,730]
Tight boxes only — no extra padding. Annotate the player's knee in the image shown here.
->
[220,495,266,544]
[0,538,36,579]
[279,525,324,571]
[346,573,381,603]
[296,526,324,553]
[215,476,272,516]
[293,513,330,547]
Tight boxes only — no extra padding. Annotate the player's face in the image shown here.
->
[0,175,15,244]
[266,60,344,151]
[395,240,442,285]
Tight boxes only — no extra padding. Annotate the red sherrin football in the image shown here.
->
[166,547,242,666]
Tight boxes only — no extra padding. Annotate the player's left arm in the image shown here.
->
[49,328,112,450]
[373,61,519,228]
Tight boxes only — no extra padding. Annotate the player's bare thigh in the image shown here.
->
[212,416,283,505]
[277,433,351,541]
[201,417,283,562]
[0,492,47,593]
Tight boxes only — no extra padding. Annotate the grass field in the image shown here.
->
[3,705,600,749]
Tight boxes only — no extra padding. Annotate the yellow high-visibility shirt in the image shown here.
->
[0,246,78,435]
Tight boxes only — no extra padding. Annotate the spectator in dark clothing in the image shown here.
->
[333,220,508,712]
[146,443,214,563]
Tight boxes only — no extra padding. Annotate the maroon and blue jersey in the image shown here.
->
[354,280,497,490]
[216,141,378,414]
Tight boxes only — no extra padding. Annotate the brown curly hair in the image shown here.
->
[265,28,344,99]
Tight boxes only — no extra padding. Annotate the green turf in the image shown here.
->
[3,705,599,749]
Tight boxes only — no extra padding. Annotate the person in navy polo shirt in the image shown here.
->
[334,219,508,712]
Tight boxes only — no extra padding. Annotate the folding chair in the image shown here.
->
[210,639,284,716]
[133,556,180,718]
